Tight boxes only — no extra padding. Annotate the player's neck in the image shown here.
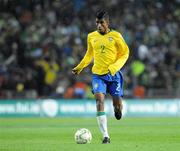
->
[106,28,111,34]
[98,28,111,35]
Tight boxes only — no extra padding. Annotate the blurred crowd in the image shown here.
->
[0,0,179,99]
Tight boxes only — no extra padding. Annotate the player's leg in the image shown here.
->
[109,82,123,120]
[92,75,110,143]
[108,71,124,120]
[95,93,110,143]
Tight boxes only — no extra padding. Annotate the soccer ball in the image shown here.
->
[74,128,92,144]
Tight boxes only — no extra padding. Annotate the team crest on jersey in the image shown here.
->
[108,37,113,42]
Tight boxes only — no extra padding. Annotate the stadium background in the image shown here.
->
[0,0,179,100]
[0,1,180,151]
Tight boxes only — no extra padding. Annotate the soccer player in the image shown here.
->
[72,10,129,144]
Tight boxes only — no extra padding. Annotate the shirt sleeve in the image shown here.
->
[74,34,93,71]
[108,33,129,76]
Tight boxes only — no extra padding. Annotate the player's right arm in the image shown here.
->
[108,33,129,76]
[72,34,93,74]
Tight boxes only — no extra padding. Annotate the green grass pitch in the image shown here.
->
[0,117,180,151]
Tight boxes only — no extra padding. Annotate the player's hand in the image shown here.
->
[72,69,79,74]
[108,65,116,76]
[72,67,82,75]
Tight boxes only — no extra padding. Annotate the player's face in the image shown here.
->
[96,18,109,34]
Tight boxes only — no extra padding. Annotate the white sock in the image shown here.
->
[96,112,109,138]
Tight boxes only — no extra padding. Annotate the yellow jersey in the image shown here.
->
[74,30,129,76]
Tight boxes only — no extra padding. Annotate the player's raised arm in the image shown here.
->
[72,35,93,74]
[108,33,129,76]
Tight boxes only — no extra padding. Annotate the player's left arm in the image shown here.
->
[108,33,129,76]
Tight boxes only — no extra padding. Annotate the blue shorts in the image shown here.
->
[92,71,124,97]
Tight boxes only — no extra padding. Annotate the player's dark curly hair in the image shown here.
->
[96,9,109,21]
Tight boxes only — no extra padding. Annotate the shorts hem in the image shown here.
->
[92,91,106,95]
[110,94,124,97]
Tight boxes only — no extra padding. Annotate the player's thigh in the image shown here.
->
[108,80,123,97]
[92,77,107,95]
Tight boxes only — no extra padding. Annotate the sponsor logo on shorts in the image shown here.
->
[94,83,98,89]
